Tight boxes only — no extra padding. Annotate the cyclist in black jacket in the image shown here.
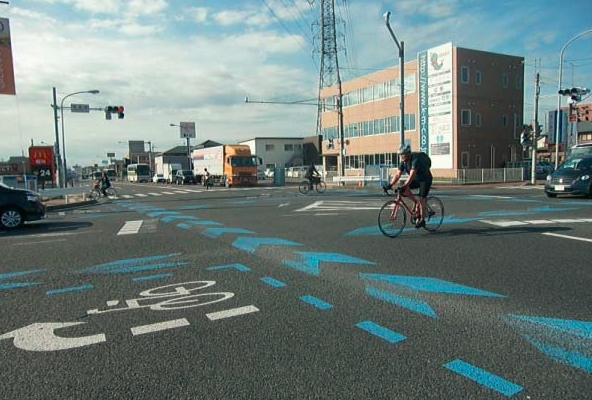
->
[384,145,433,227]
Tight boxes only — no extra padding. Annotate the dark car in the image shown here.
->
[544,155,592,198]
[175,170,195,185]
[0,182,46,229]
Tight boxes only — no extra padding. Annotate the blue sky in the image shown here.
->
[1,0,591,167]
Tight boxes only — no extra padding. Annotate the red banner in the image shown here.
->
[0,18,16,96]
[29,146,54,167]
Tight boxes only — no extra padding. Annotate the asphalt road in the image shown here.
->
[1,181,590,399]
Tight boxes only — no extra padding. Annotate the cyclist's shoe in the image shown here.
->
[415,219,426,229]
[382,184,392,194]
[428,210,435,218]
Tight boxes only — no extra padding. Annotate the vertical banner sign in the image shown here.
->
[417,42,453,169]
[0,18,16,95]
[179,122,196,138]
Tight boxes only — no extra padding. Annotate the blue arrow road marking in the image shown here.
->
[360,274,506,298]
[203,227,254,237]
[508,315,592,339]
[0,269,45,291]
[523,335,592,373]
[147,211,181,218]
[177,220,223,229]
[46,284,93,295]
[365,285,437,318]
[132,273,173,282]
[232,237,301,253]
[179,204,211,210]
[300,295,332,310]
[206,264,250,272]
[355,321,406,344]
[444,359,524,397]
[506,314,592,373]
[161,215,199,223]
[76,253,182,274]
[107,261,189,274]
[283,252,375,275]
[261,277,286,288]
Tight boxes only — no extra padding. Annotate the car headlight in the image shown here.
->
[27,194,39,202]
[546,175,551,181]
[579,174,590,181]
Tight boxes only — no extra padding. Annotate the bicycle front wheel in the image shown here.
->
[423,196,444,232]
[298,180,310,194]
[315,181,326,193]
[378,200,406,238]
[89,189,101,200]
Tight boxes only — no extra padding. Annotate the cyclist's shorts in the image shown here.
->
[408,176,432,198]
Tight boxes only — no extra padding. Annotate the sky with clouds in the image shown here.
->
[1,0,591,167]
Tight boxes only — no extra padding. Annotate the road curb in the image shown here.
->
[46,199,97,211]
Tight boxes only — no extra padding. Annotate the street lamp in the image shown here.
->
[384,11,405,150]
[60,89,100,186]
[554,28,592,169]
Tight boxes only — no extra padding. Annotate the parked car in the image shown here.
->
[0,182,46,229]
[152,173,166,183]
[175,170,195,185]
[544,155,592,198]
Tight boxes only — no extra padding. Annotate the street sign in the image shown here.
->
[71,103,90,113]
[102,160,108,165]
[106,152,115,158]
[179,121,196,139]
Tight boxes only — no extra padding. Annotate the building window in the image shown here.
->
[476,70,482,85]
[502,114,508,127]
[265,144,275,151]
[284,144,294,151]
[502,74,508,89]
[515,75,522,90]
[461,66,470,84]
[294,144,302,151]
[461,152,469,168]
[461,109,471,126]
[476,113,482,127]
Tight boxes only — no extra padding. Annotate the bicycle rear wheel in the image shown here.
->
[105,187,118,197]
[378,200,406,238]
[298,180,310,194]
[423,196,444,232]
[316,181,326,193]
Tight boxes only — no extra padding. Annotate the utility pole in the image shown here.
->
[531,67,540,185]
[384,12,405,149]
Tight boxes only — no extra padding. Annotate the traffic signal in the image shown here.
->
[558,87,590,102]
[105,106,124,120]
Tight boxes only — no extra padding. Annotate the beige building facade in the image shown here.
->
[320,43,525,178]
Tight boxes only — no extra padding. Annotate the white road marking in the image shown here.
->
[480,220,528,227]
[12,239,67,246]
[147,193,162,196]
[135,193,148,197]
[206,305,259,321]
[161,191,176,195]
[542,232,592,243]
[117,220,143,235]
[130,318,190,336]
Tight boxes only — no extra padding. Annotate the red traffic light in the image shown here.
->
[117,106,124,119]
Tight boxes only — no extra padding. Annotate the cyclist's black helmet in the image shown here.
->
[397,144,411,155]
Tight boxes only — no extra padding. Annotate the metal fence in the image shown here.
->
[451,168,524,184]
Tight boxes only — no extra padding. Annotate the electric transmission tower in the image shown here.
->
[311,0,345,176]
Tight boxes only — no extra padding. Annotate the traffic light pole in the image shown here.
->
[51,87,62,188]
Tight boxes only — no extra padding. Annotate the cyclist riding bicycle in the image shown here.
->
[384,144,433,228]
[304,162,320,190]
[97,171,111,197]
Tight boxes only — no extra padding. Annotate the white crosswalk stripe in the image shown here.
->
[295,200,384,213]
[480,218,592,227]
[117,220,143,235]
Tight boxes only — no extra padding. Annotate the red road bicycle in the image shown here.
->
[378,186,444,237]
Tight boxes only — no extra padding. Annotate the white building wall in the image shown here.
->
[240,137,305,168]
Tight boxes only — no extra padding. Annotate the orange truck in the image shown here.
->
[191,145,260,187]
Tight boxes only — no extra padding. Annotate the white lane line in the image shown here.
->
[524,220,555,224]
[296,201,324,212]
[550,219,588,223]
[480,220,528,227]
[147,193,162,196]
[121,195,133,198]
[13,239,67,246]
[161,191,176,195]
[117,220,143,235]
[206,305,259,321]
[131,318,190,336]
[542,232,592,243]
